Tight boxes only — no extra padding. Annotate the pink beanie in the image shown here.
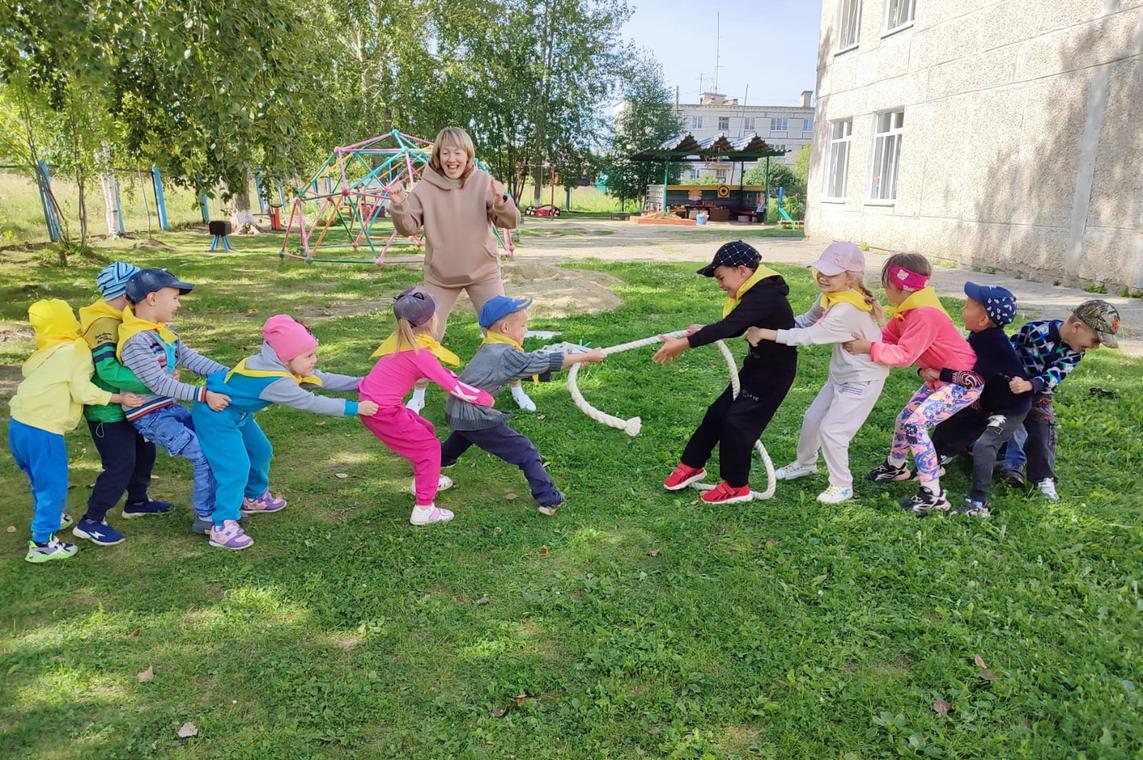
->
[262,315,318,362]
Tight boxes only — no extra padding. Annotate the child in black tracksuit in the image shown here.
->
[930,283,1032,517]
[655,241,797,504]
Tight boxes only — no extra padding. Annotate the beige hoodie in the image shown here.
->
[390,166,520,288]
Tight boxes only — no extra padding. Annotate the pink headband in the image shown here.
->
[887,263,929,291]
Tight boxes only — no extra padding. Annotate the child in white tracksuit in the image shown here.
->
[747,242,888,504]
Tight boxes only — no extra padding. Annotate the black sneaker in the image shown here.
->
[1000,469,1026,488]
[954,497,991,518]
[866,459,912,483]
[900,487,951,515]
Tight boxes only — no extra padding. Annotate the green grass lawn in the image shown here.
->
[0,231,1140,758]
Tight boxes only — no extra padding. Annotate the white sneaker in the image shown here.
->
[775,462,817,480]
[409,504,454,526]
[410,474,453,495]
[1036,478,1059,501]
[816,486,853,504]
[511,386,537,412]
[405,394,425,414]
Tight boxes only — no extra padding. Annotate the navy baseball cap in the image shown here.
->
[125,268,194,303]
[479,295,533,330]
[697,240,761,276]
[964,282,1017,327]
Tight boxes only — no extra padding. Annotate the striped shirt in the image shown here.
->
[1010,319,1084,394]
[118,331,228,420]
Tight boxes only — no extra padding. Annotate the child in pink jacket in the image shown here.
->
[359,288,494,526]
[843,253,979,514]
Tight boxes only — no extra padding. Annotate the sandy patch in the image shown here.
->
[500,260,622,317]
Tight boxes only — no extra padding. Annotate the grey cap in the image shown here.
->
[393,287,436,327]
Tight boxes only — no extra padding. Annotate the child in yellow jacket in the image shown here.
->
[7,299,143,563]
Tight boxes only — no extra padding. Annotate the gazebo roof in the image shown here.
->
[632,132,786,161]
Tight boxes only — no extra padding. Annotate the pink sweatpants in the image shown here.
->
[362,405,441,506]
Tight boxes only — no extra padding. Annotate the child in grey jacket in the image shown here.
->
[442,296,604,515]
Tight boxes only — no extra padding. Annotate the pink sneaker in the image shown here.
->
[409,504,454,526]
[209,520,254,550]
[241,491,287,515]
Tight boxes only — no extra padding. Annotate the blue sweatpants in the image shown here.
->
[131,405,216,519]
[8,419,69,543]
[190,405,272,525]
[440,423,563,507]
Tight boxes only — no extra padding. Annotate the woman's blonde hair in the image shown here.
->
[429,126,476,184]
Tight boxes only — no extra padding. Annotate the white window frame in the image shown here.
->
[802,116,814,133]
[837,0,862,53]
[691,115,703,129]
[824,119,852,201]
[717,115,730,131]
[743,116,755,131]
[868,110,904,203]
[715,168,728,182]
[772,117,789,133]
[883,0,915,35]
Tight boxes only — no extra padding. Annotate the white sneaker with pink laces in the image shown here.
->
[409,504,454,526]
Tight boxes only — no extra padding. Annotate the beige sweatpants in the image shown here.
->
[794,377,886,488]
[422,277,505,340]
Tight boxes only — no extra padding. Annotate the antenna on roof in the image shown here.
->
[713,9,722,93]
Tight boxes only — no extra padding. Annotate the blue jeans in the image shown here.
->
[191,405,272,525]
[1002,424,1028,472]
[132,405,216,519]
[8,419,69,543]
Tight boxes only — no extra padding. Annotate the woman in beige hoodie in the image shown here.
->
[389,127,526,412]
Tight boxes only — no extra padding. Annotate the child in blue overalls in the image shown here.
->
[191,315,378,550]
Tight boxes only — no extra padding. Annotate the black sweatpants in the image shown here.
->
[441,423,563,507]
[85,419,156,522]
[932,406,1027,502]
[680,362,796,488]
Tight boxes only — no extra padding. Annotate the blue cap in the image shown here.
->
[964,282,1017,327]
[479,295,533,330]
[125,268,194,303]
[96,261,140,299]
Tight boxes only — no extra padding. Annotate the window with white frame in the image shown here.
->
[715,169,728,182]
[803,116,814,132]
[884,0,915,32]
[772,117,789,132]
[691,115,703,129]
[837,0,862,50]
[744,116,755,131]
[825,119,852,198]
[869,110,904,201]
[718,116,729,131]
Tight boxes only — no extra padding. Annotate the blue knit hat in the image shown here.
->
[96,262,140,300]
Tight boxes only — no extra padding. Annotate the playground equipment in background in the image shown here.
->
[279,129,514,266]
[776,186,804,230]
[208,220,234,251]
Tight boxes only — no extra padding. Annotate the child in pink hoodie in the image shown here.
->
[359,288,494,526]
[843,253,979,514]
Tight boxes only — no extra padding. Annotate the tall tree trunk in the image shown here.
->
[99,143,121,239]
[530,0,556,205]
[229,170,260,234]
[139,171,154,239]
[19,91,69,257]
[68,105,88,247]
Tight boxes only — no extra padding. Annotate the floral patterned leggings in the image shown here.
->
[887,381,983,492]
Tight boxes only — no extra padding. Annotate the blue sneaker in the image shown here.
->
[73,518,125,546]
[122,499,174,519]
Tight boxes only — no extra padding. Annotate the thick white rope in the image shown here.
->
[567,330,775,500]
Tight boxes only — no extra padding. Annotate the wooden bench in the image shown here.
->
[778,219,805,230]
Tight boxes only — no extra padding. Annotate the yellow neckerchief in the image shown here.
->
[28,299,83,351]
[78,299,125,334]
[224,357,323,387]
[370,331,460,367]
[820,289,875,313]
[116,305,178,358]
[722,266,782,317]
[483,330,539,384]
[887,286,949,321]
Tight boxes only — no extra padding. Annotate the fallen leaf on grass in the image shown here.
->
[540,545,549,555]
[648,548,661,557]
[5,526,15,533]
[932,698,950,716]
[973,654,995,681]
[475,595,490,605]
[977,669,995,681]
[177,723,198,739]
[505,493,518,502]
[514,693,528,706]
[131,628,140,637]
[491,707,507,718]
[335,473,349,480]
[137,666,154,682]
[973,655,988,669]
[537,414,546,420]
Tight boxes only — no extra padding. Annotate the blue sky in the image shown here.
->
[620,0,823,107]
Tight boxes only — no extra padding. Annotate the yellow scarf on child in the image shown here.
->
[370,332,460,366]
[820,289,875,313]
[116,305,178,358]
[722,266,783,317]
[483,330,539,383]
[224,357,323,387]
[887,286,949,321]
[77,299,125,335]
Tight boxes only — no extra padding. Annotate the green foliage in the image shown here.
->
[1084,282,1108,294]
[0,228,1139,757]
[793,144,811,188]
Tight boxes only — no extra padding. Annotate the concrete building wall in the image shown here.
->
[805,0,1143,289]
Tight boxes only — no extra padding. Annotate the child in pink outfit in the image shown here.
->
[359,288,493,526]
[843,253,979,514]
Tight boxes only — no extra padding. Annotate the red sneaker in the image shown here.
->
[663,463,706,491]
[700,481,753,504]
